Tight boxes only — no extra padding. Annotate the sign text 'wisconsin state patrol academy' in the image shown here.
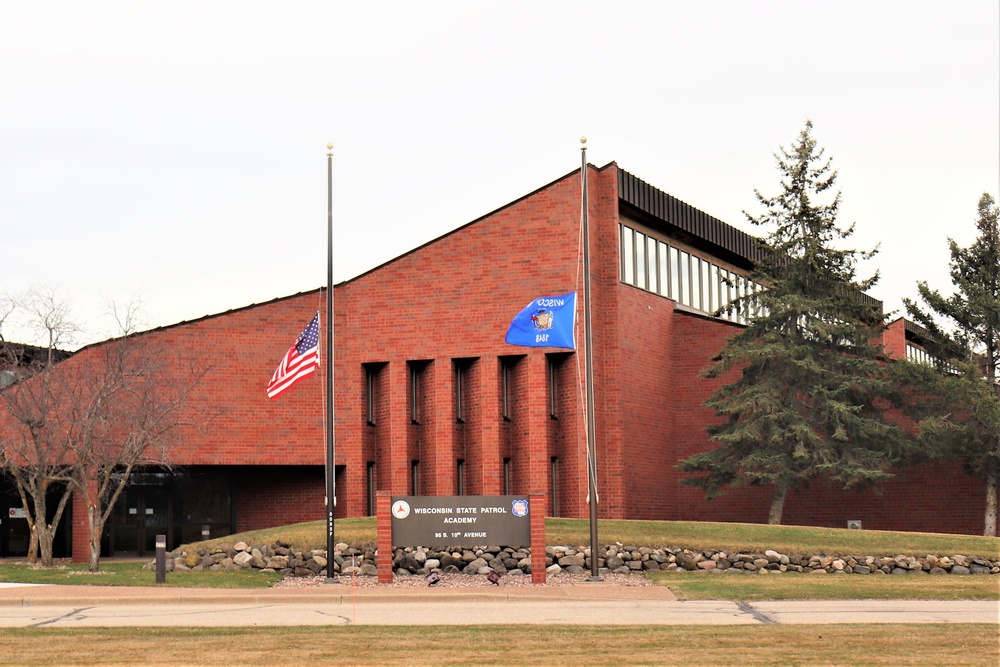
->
[390,495,531,547]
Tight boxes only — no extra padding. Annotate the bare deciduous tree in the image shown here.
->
[1,290,207,569]
[0,287,80,565]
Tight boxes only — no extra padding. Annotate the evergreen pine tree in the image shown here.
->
[904,192,1000,536]
[679,120,901,524]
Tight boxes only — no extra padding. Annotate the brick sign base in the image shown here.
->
[377,491,546,585]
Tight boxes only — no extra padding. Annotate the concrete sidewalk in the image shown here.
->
[0,582,995,627]
[0,579,677,605]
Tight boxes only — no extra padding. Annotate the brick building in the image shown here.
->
[2,162,992,561]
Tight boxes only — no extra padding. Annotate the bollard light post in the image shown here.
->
[155,534,167,584]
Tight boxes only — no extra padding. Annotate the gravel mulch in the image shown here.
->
[272,572,653,590]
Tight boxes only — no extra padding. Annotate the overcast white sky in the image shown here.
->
[1,1,997,348]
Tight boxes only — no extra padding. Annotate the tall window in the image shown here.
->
[619,221,759,325]
[548,356,558,419]
[503,457,511,495]
[500,358,514,420]
[636,229,647,290]
[408,362,422,424]
[455,359,473,423]
[550,456,559,517]
[364,364,378,426]
[366,462,375,516]
[411,460,420,496]
[456,459,465,496]
[621,225,635,285]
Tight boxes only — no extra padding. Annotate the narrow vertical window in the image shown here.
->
[548,356,558,419]
[707,264,717,313]
[409,363,420,424]
[619,224,626,282]
[503,457,511,495]
[550,457,559,517]
[501,360,511,421]
[454,361,465,423]
[724,270,735,321]
[456,459,465,496]
[647,236,658,293]
[364,365,376,426]
[658,241,669,297]
[635,231,647,290]
[674,250,687,303]
[621,226,635,285]
[717,266,725,315]
[693,256,702,310]
[736,276,747,324]
[411,460,420,496]
[699,257,709,312]
[366,462,375,516]
[687,251,695,308]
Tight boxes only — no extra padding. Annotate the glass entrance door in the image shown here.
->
[111,483,171,557]
[139,485,169,555]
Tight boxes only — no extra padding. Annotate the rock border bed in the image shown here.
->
[159,541,1000,578]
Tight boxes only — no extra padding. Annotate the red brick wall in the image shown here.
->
[333,166,602,518]
[781,461,990,534]
[666,309,777,523]
[883,318,908,360]
[234,466,326,533]
[616,285,676,518]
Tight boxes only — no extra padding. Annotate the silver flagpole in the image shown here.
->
[580,137,602,581]
[325,142,338,583]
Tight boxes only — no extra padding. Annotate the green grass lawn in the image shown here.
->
[650,570,1000,600]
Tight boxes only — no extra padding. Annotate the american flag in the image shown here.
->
[267,313,320,399]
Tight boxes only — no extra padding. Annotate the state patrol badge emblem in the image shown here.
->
[511,499,529,517]
[391,500,411,519]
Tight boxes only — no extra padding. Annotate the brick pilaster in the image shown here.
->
[529,492,546,584]
[376,491,393,584]
[426,358,455,494]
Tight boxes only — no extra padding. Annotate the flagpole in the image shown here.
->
[325,142,338,584]
[580,137,602,581]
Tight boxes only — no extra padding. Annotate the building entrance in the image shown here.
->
[103,469,233,558]
[110,483,171,557]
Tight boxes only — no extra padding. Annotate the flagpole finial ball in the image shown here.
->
[580,136,587,145]
[326,142,333,150]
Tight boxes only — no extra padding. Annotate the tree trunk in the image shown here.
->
[34,523,57,566]
[87,503,102,573]
[27,530,38,564]
[768,480,788,525]
[985,470,998,538]
[32,495,57,566]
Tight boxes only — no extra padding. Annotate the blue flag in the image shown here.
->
[505,292,577,349]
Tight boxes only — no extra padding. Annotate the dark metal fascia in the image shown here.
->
[617,168,883,314]
[617,169,766,269]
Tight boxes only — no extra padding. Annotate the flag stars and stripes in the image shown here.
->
[267,313,320,398]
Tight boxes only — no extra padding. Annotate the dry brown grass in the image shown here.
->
[2,625,997,666]
[652,570,1000,600]
[190,517,1000,562]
